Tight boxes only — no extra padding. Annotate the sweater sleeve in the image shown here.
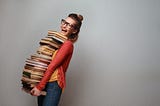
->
[36,41,73,91]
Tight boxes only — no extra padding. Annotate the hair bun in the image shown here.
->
[77,14,83,21]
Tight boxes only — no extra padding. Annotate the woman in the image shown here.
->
[30,13,83,106]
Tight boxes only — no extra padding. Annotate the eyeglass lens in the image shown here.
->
[61,19,75,29]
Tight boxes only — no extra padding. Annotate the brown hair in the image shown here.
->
[68,13,83,42]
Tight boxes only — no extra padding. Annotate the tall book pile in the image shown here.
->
[21,30,67,95]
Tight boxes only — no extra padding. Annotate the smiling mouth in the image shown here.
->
[61,29,67,32]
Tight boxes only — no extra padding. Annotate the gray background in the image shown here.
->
[0,0,160,106]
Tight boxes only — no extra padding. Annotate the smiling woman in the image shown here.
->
[60,13,83,42]
[30,13,83,106]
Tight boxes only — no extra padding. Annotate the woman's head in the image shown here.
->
[60,13,83,42]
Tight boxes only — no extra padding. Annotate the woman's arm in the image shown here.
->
[35,41,73,91]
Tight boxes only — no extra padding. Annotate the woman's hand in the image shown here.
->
[30,87,41,96]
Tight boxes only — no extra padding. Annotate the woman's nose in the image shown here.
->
[62,23,67,27]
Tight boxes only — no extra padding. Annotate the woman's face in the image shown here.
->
[60,17,77,37]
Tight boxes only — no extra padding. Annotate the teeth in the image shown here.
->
[62,30,67,32]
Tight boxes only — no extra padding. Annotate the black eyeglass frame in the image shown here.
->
[61,19,77,29]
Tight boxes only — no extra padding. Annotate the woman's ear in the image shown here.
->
[72,29,78,34]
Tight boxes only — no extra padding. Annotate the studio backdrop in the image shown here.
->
[0,0,160,106]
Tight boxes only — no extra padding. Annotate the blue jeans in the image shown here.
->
[37,81,62,106]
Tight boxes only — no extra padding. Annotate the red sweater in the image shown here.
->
[36,40,74,91]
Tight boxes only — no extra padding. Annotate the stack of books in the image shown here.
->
[21,30,67,95]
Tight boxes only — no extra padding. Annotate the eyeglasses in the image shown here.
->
[61,19,76,29]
